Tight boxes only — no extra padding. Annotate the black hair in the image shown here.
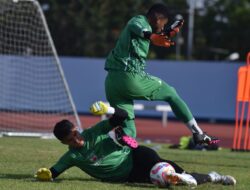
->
[146,3,169,19]
[53,120,74,141]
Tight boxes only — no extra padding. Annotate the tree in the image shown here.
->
[39,0,250,61]
[194,0,250,61]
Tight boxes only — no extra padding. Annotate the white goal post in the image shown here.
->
[0,0,82,137]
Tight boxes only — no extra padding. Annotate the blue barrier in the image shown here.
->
[61,57,243,121]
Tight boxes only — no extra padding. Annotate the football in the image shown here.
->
[150,162,176,187]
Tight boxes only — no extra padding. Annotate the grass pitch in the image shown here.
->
[0,137,249,190]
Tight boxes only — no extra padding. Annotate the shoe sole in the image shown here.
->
[208,139,220,145]
[122,136,138,149]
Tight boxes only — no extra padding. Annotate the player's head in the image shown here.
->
[146,3,169,33]
[53,120,84,148]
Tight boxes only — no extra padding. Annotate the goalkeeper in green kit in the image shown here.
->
[104,3,219,145]
[35,102,236,187]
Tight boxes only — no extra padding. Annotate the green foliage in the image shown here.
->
[0,137,250,190]
[38,0,250,60]
[195,0,250,60]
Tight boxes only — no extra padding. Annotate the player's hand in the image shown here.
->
[150,34,174,48]
[34,168,53,181]
[168,21,184,38]
[169,27,180,38]
[90,101,109,115]
[164,19,184,38]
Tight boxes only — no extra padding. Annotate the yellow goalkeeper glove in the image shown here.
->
[90,101,109,115]
[34,168,53,181]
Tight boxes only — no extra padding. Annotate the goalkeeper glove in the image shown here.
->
[34,168,53,181]
[90,101,114,115]
[163,19,184,38]
[150,34,174,47]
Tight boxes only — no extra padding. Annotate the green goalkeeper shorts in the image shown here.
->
[105,71,193,137]
[105,71,162,117]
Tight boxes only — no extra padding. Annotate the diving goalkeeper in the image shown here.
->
[35,102,235,187]
[104,3,218,145]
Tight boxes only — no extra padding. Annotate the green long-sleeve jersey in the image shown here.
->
[52,120,133,182]
[105,15,152,74]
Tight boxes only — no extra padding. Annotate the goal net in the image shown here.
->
[0,0,82,136]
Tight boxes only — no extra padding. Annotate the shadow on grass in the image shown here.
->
[0,173,32,180]
[56,178,158,188]
[63,178,156,189]
[124,183,156,189]
[0,173,102,183]
[55,177,99,183]
[0,173,165,188]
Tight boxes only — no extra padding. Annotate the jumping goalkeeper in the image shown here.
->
[35,102,235,187]
[104,3,218,145]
